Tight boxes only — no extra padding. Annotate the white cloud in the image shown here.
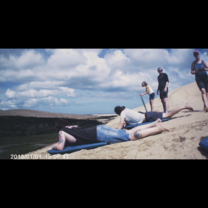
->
[0,49,199,112]
[0,50,44,69]
[5,87,75,99]
[0,100,17,108]
[104,50,130,69]
[47,49,87,69]
[15,81,65,91]
[20,97,71,108]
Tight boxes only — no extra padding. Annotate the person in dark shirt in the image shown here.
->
[157,67,169,113]
[191,50,208,112]
[51,119,171,151]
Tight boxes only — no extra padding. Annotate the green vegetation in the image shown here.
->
[0,116,104,159]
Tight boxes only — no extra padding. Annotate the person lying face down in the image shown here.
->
[50,118,172,151]
[114,104,194,129]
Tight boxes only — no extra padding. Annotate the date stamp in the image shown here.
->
[10,154,69,159]
[45,154,69,159]
[10,154,42,159]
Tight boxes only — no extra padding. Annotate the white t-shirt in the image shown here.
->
[120,108,144,125]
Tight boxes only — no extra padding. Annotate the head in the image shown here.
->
[142,81,148,87]
[157,67,163,74]
[55,119,69,132]
[193,50,200,60]
[114,106,125,115]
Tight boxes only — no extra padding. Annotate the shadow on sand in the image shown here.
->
[169,114,192,120]
[183,110,204,113]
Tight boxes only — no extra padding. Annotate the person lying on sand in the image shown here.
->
[50,119,171,151]
[115,103,194,129]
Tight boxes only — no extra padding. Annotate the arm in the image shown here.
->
[52,131,66,151]
[191,62,197,75]
[202,61,208,72]
[157,78,159,95]
[164,74,169,92]
[164,82,169,92]
[141,92,148,96]
[141,86,149,96]
[118,117,125,129]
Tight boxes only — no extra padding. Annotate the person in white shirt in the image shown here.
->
[140,81,155,111]
[114,104,194,129]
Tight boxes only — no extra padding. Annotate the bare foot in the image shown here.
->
[155,118,162,125]
[185,103,194,112]
[204,107,208,113]
[157,123,172,132]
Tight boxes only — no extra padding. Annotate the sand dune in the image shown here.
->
[20,82,208,159]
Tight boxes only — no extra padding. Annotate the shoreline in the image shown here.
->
[0,109,116,120]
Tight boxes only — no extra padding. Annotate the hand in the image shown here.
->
[157,91,159,95]
[200,66,205,71]
[195,68,199,73]
[164,88,167,92]
[123,123,126,127]
[140,94,143,96]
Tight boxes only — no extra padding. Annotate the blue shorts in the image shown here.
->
[149,92,155,100]
[96,125,130,144]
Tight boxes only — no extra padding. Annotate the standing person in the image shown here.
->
[191,50,208,112]
[140,81,155,111]
[157,67,169,113]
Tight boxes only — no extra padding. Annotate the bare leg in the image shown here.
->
[161,98,166,112]
[50,131,77,151]
[206,92,208,112]
[127,119,162,134]
[150,99,154,111]
[163,98,169,113]
[129,123,171,141]
[202,93,205,110]
[162,103,194,119]
[62,131,77,144]
[201,88,208,111]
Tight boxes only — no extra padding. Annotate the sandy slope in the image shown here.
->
[20,82,208,159]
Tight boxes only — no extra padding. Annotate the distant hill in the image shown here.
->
[0,109,99,119]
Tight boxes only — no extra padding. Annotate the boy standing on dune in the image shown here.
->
[157,67,169,113]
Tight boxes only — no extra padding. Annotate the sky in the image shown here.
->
[0,48,208,114]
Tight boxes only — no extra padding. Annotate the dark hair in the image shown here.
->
[157,67,163,71]
[142,81,148,86]
[55,119,69,132]
[114,106,125,115]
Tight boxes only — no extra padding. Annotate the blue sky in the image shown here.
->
[0,48,207,114]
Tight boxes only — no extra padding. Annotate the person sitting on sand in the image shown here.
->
[50,118,171,151]
[191,50,208,112]
[114,103,194,129]
[140,81,155,111]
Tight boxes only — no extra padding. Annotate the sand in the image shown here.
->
[18,82,208,159]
